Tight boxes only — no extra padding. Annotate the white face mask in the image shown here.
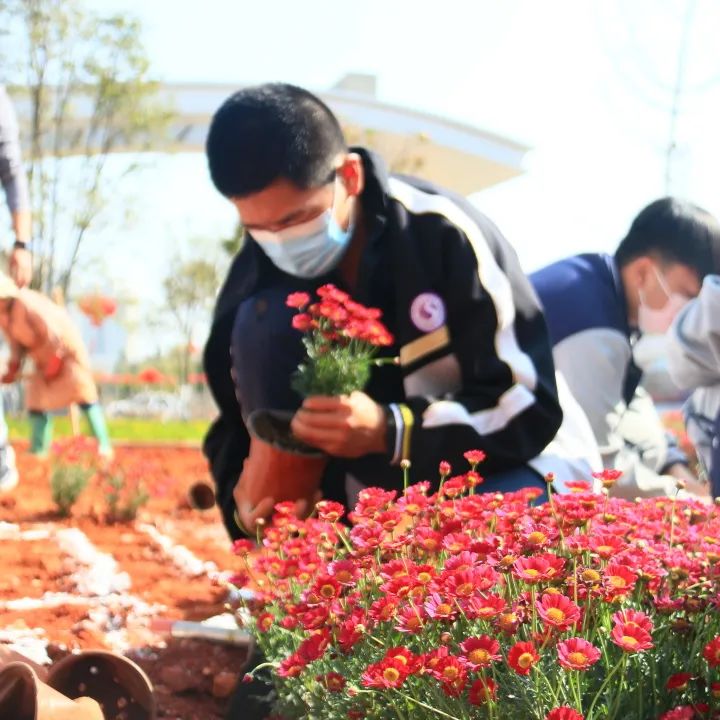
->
[637,266,691,334]
[251,194,355,279]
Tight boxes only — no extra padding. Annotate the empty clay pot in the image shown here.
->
[0,662,103,720]
[47,651,156,720]
[185,481,216,511]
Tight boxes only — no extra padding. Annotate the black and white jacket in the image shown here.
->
[203,149,563,538]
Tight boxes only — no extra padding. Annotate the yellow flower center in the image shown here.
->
[443,666,460,681]
[456,583,474,597]
[417,572,432,584]
[320,584,336,598]
[469,649,490,665]
[523,568,539,578]
[622,636,638,647]
[608,576,627,588]
[518,652,535,669]
[581,569,600,583]
[546,608,566,623]
[336,570,351,583]
[437,603,453,615]
[527,531,546,545]
[383,668,400,683]
[568,652,587,666]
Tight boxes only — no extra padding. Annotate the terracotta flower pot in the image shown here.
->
[234,410,328,530]
[0,662,103,720]
[47,651,156,720]
[183,481,216,511]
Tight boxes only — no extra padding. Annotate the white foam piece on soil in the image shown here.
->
[54,528,131,596]
[136,522,218,578]
[0,628,51,666]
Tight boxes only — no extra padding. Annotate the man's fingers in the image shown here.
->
[238,496,276,532]
[301,395,344,411]
[293,408,345,430]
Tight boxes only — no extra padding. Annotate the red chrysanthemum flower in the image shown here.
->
[557,637,601,671]
[286,291,310,309]
[424,593,458,621]
[464,592,507,620]
[459,635,501,669]
[703,636,720,667]
[537,593,581,632]
[464,449,486,466]
[507,641,540,675]
[666,673,694,691]
[317,672,346,692]
[431,655,468,697]
[469,676,497,705]
[610,622,654,653]
[315,500,345,523]
[546,707,584,720]
[611,608,653,634]
[513,553,565,583]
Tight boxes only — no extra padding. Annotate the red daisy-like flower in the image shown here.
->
[507,641,540,675]
[536,593,581,632]
[556,637,601,671]
[361,659,409,689]
[603,564,637,595]
[286,291,310,309]
[327,559,359,586]
[464,592,507,620]
[513,553,565,583]
[469,677,497,705]
[658,708,695,720]
[317,672,346,692]
[256,612,274,633]
[424,593,458,621]
[666,673,694,691]
[464,449,486,466]
[610,622,654,653]
[315,500,345,523]
[611,608,653,634]
[546,707,584,720]
[703,636,720,667]
[431,655,468,697]
[459,635,501,669]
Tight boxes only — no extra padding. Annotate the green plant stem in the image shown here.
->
[586,654,626,720]
[393,690,461,719]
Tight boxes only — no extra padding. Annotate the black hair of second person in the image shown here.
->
[615,197,720,278]
[206,83,347,199]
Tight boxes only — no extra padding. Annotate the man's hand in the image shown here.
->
[667,462,712,502]
[291,391,387,458]
[8,246,32,288]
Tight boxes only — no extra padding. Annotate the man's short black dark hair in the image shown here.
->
[615,197,720,278]
[206,83,347,198]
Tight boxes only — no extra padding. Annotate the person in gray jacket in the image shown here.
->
[667,275,720,495]
[0,85,34,491]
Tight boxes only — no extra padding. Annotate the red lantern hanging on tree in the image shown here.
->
[77,293,117,327]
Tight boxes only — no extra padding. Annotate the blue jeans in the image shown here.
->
[480,465,548,502]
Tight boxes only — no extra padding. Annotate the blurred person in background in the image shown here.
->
[0,273,112,459]
[531,198,720,500]
[0,85,33,490]
[667,274,720,497]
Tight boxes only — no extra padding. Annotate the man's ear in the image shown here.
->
[338,153,365,197]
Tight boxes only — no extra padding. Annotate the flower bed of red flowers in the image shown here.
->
[233,455,720,720]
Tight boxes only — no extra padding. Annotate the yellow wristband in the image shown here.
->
[398,404,414,462]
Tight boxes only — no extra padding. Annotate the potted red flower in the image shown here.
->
[234,284,394,533]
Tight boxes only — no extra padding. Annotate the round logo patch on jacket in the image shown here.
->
[410,292,446,333]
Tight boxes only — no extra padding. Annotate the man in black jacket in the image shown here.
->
[203,83,565,540]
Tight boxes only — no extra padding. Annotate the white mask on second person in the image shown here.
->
[637,266,691,335]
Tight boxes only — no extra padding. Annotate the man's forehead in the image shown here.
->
[231,179,330,226]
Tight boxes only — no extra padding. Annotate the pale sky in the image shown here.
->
[5,0,720,361]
